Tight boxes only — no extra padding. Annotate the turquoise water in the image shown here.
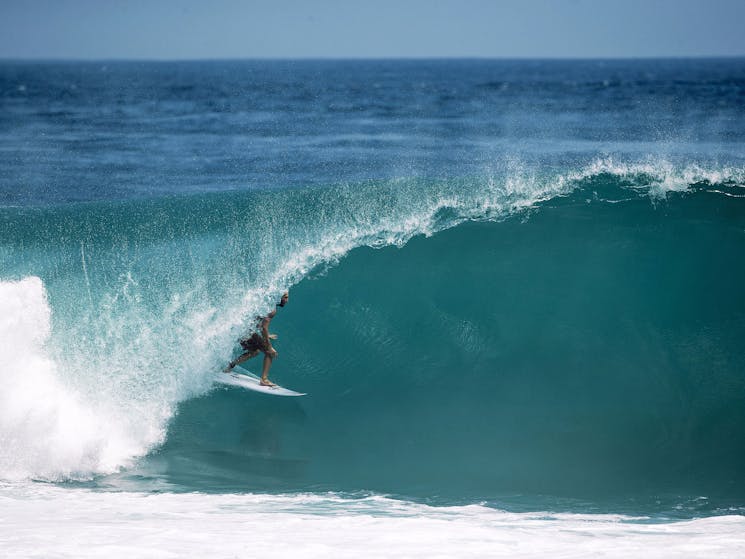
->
[3,167,744,516]
[1,62,745,547]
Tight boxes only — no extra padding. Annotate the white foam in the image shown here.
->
[571,156,744,199]
[0,484,743,559]
[0,277,141,481]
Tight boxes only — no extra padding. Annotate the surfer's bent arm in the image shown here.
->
[260,314,273,338]
[260,293,287,358]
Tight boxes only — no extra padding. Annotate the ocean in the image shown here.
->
[1,59,744,557]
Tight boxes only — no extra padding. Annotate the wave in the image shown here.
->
[157,180,745,502]
[0,157,744,490]
[0,278,143,480]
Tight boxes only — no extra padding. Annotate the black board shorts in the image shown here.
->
[239,333,268,353]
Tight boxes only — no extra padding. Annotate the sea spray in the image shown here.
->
[0,277,140,480]
[1,160,744,482]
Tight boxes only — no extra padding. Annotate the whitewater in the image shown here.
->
[1,485,744,558]
[1,59,745,557]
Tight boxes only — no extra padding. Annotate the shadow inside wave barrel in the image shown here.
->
[148,183,745,512]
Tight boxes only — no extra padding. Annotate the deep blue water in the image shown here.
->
[2,59,744,204]
[1,59,744,517]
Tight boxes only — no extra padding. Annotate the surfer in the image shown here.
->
[224,291,289,387]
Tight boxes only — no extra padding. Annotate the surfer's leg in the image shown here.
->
[259,353,276,386]
[224,349,259,371]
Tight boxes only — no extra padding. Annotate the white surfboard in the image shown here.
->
[214,366,306,397]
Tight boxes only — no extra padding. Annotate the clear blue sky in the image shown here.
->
[1,0,744,59]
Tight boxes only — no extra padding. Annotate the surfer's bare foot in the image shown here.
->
[260,379,277,387]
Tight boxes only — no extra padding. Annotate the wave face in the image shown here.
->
[156,173,745,508]
[1,163,744,509]
[1,59,745,512]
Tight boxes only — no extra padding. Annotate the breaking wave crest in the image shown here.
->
[0,157,743,484]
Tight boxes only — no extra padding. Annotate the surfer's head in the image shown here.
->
[278,292,289,307]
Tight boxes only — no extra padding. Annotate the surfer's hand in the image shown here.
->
[267,348,278,358]
[268,334,278,340]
